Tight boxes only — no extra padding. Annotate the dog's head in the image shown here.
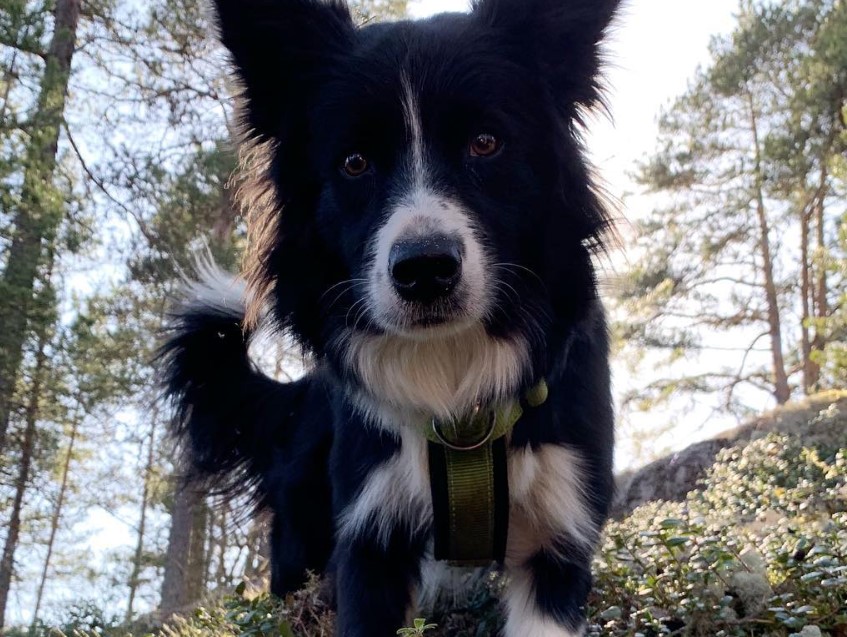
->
[217,0,618,416]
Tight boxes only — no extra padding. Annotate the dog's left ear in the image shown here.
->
[473,0,620,109]
[213,0,356,143]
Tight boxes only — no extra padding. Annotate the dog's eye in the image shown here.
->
[342,153,370,177]
[469,133,501,158]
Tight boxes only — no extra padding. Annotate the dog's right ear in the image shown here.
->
[472,0,620,110]
[213,0,355,143]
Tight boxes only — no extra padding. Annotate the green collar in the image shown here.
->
[424,379,549,448]
[426,380,548,566]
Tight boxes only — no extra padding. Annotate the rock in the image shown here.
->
[611,393,847,518]
[612,439,731,518]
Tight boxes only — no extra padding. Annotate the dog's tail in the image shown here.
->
[157,263,304,505]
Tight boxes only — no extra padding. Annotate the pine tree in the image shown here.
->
[0,260,57,629]
[0,0,81,455]
[617,0,846,418]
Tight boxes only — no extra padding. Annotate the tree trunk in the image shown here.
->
[31,406,81,625]
[0,0,81,455]
[748,91,791,404]
[126,416,158,623]
[160,484,201,618]
[212,189,238,250]
[813,191,828,322]
[214,505,228,587]
[809,170,829,389]
[0,313,51,629]
[185,498,209,600]
[799,207,814,394]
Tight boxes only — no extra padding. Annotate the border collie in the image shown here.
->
[160,1,619,635]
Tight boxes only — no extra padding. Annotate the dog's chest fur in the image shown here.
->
[342,324,530,423]
[338,332,596,622]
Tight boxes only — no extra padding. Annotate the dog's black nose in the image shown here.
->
[389,235,463,303]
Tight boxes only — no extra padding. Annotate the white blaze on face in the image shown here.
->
[401,73,428,192]
[367,72,490,331]
[342,72,530,419]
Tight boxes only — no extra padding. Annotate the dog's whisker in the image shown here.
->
[321,278,368,299]
[322,279,369,311]
[351,301,373,333]
[493,262,549,294]
[328,282,369,312]
[345,298,369,328]
[493,279,521,302]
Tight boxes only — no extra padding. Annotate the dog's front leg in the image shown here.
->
[334,529,425,637]
[503,545,592,637]
[504,444,603,637]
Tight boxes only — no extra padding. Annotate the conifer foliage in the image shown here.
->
[617,0,846,417]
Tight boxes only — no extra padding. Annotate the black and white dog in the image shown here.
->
[160,0,619,635]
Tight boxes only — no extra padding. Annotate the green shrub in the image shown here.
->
[589,428,847,636]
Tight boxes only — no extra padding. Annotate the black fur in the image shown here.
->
[159,296,336,593]
[160,1,620,634]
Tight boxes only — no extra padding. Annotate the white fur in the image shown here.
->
[343,323,529,422]
[506,445,598,564]
[504,566,586,637]
[401,72,427,190]
[337,427,432,547]
[367,188,492,334]
[417,560,493,615]
[182,258,247,316]
[501,445,594,637]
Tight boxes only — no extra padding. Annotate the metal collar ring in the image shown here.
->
[430,411,497,452]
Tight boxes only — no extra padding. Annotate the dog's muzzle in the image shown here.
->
[389,234,464,304]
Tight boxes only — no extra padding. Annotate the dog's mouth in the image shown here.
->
[363,291,478,338]
[396,301,478,335]
[410,313,455,328]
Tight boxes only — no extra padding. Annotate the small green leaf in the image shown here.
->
[660,518,684,529]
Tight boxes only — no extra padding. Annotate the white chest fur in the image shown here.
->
[341,324,530,423]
